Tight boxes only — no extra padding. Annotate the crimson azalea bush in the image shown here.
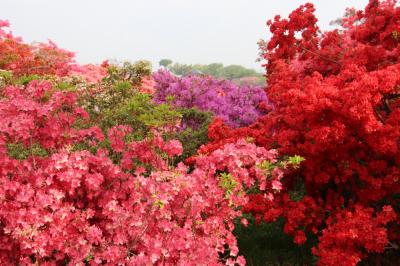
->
[0,19,106,82]
[203,0,400,265]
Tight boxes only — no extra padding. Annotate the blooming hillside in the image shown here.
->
[1,0,400,265]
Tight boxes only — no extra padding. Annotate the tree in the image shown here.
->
[169,62,194,76]
[168,61,263,80]
[219,64,258,80]
[196,63,224,76]
[158,58,172,69]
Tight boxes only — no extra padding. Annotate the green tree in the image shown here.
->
[169,63,194,76]
[199,63,224,77]
[219,64,258,80]
[159,59,173,69]
[167,61,263,80]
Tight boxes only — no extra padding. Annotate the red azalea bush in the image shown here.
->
[0,20,106,82]
[203,0,400,264]
[0,20,73,77]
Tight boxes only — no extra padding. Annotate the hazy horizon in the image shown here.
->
[2,0,368,71]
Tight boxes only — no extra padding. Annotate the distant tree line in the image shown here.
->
[158,59,265,85]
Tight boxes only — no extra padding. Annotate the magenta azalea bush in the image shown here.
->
[152,70,270,128]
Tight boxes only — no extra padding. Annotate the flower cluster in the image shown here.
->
[152,70,269,128]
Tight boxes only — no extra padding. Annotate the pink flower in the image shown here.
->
[272,180,282,191]
[0,20,10,28]
[163,139,183,157]
[139,76,156,94]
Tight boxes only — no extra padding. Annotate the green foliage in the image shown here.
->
[159,59,173,68]
[137,103,181,129]
[100,92,181,139]
[218,64,258,80]
[168,61,263,81]
[105,60,152,86]
[258,156,306,202]
[165,94,175,104]
[219,173,238,198]
[234,216,317,266]
[115,81,132,92]
[80,60,153,120]
[172,107,212,161]
[258,155,305,174]
[55,80,77,92]
[66,60,211,163]
[198,63,224,76]
[15,74,41,86]
[84,254,94,263]
[258,160,276,173]
[7,142,48,160]
[360,251,400,266]
[152,194,166,209]
[168,63,195,76]
[289,178,307,202]
[70,140,101,155]
[287,155,305,168]
[0,70,13,88]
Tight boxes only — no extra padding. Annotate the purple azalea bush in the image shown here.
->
[152,70,269,128]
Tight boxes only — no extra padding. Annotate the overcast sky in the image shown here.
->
[2,0,368,71]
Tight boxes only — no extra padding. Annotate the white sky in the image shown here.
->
[2,0,368,71]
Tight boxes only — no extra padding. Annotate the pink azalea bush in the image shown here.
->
[0,78,285,265]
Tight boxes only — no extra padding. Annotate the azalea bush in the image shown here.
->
[0,20,107,82]
[0,19,294,265]
[2,0,400,265]
[0,73,293,264]
[152,70,270,128]
[203,0,400,265]
[77,61,212,161]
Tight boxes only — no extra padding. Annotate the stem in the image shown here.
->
[385,241,399,250]
[373,108,385,124]
[298,45,342,65]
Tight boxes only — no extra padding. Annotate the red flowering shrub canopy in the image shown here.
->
[203,0,400,264]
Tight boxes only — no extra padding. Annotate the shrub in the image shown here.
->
[153,70,269,128]
[203,1,400,264]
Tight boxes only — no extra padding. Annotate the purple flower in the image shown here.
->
[152,70,271,128]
